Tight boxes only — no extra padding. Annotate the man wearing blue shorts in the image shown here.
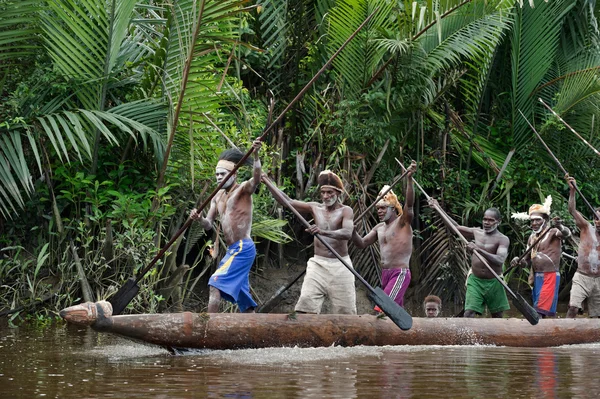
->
[190,139,262,313]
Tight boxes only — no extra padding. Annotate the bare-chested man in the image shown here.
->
[262,170,356,314]
[430,200,510,318]
[511,196,571,317]
[190,139,262,313]
[351,161,416,310]
[565,176,600,318]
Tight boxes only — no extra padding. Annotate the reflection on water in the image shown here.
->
[1,322,600,398]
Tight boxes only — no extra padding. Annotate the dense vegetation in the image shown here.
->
[1,0,599,318]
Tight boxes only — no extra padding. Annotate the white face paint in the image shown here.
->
[531,216,546,234]
[382,206,394,222]
[215,167,235,189]
[323,195,338,207]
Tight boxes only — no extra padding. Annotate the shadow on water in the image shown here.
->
[2,322,600,398]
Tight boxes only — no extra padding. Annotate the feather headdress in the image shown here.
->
[511,195,552,221]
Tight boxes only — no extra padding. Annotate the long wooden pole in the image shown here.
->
[128,10,381,284]
[518,109,598,219]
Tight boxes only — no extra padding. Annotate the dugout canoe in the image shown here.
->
[59,301,600,349]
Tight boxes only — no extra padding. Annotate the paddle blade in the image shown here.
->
[511,293,539,325]
[368,287,413,330]
[108,278,139,316]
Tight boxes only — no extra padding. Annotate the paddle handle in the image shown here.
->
[518,109,598,219]
[261,175,376,295]
[516,228,550,265]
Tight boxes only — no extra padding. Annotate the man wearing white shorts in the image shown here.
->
[566,176,600,317]
[263,170,357,314]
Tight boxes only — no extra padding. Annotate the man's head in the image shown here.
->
[511,195,553,233]
[482,208,501,234]
[376,185,403,222]
[216,149,251,189]
[423,295,442,318]
[318,170,344,207]
[376,204,395,222]
[530,212,549,234]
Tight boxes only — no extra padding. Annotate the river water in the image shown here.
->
[1,321,599,398]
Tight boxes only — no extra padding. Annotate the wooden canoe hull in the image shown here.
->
[59,301,600,349]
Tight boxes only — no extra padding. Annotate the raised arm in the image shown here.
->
[567,176,588,229]
[244,139,262,194]
[261,174,313,214]
[401,161,416,225]
[351,225,379,249]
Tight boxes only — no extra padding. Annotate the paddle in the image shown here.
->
[257,169,410,314]
[519,109,598,219]
[261,175,413,330]
[395,159,539,325]
[107,10,379,315]
[257,269,306,313]
[507,226,552,271]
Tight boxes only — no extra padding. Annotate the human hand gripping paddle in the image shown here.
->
[261,174,413,330]
[518,109,598,220]
[107,9,381,315]
[258,168,412,313]
[395,159,540,325]
[508,218,563,271]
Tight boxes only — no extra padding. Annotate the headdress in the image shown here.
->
[511,195,552,221]
[317,170,344,193]
[216,148,251,171]
[376,185,403,216]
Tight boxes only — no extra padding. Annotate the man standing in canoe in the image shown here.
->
[511,196,571,318]
[430,200,511,318]
[262,170,357,314]
[190,139,262,313]
[351,161,416,311]
[565,176,600,318]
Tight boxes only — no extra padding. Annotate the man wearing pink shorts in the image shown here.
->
[352,161,417,310]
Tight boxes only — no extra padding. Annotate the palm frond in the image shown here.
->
[510,0,576,149]
[0,0,42,63]
[327,0,395,96]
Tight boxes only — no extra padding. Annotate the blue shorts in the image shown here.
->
[209,239,257,312]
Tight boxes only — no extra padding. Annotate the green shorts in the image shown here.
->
[465,274,510,314]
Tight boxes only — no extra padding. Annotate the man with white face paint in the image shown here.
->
[262,169,356,314]
[565,176,600,318]
[351,161,416,311]
[189,139,262,313]
[511,196,571,318]
[430,199,510,318]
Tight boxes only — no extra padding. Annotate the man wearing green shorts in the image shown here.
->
[462,208,510,317]
[430,201,510,317]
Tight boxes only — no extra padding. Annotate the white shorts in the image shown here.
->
[569,271,600,317]
[295,255,357,315]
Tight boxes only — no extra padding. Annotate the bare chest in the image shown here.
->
[315,207,344,230]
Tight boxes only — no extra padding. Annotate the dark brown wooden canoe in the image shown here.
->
[59,301,600,349]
